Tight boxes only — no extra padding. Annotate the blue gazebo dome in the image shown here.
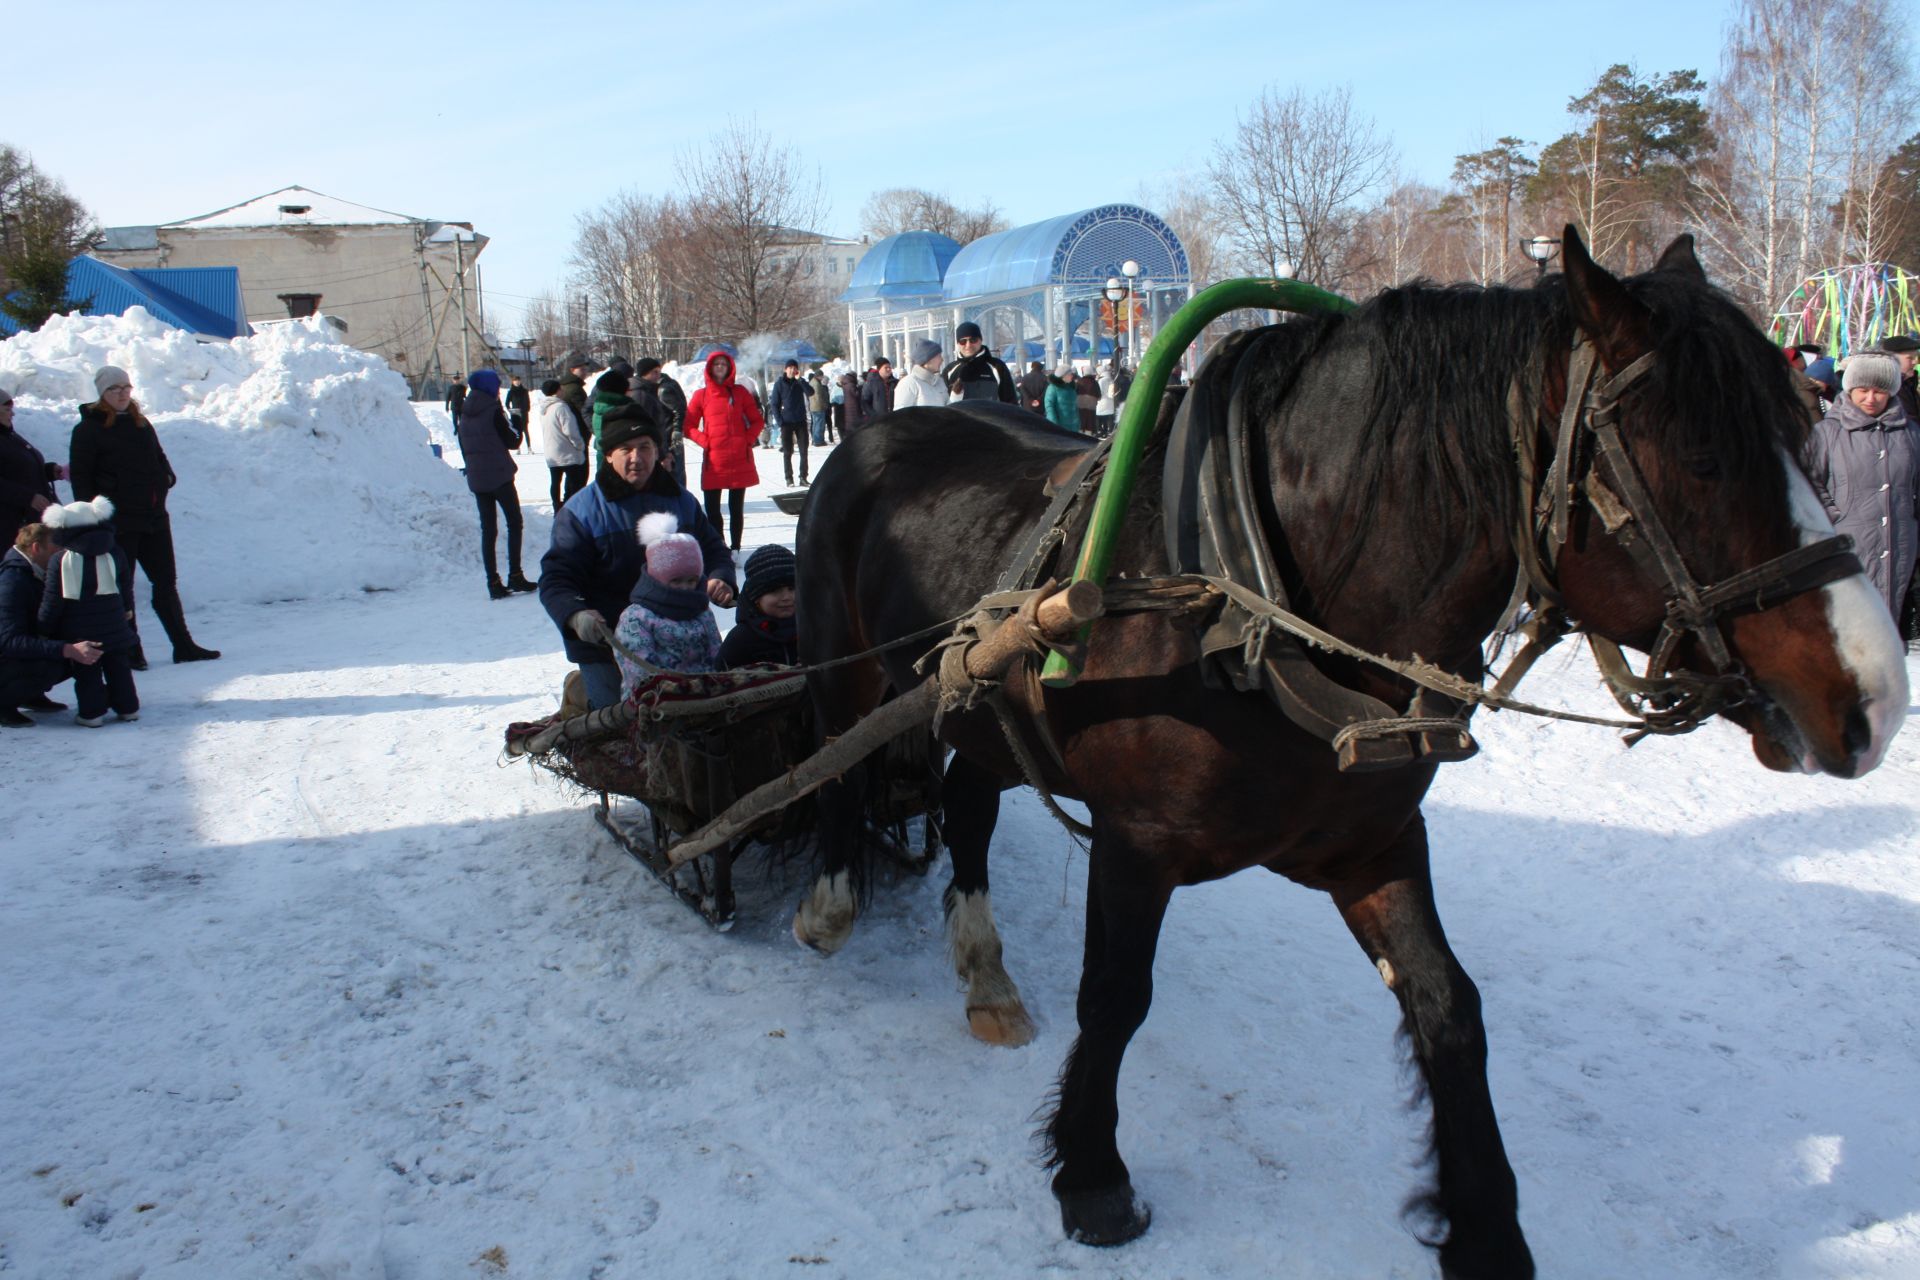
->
[839,231,962,306]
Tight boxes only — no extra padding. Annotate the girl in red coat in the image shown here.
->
[682,351,763,551]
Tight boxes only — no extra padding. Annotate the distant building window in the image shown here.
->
[279,204,312,216]
[278,292,322,318]
[828,258,837,274]
[846,257,855,273]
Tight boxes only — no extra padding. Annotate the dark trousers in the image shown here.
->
[548,463,587,510]
[114,520,198,653]
[830,404,843,440]
[0,656,66,708]
[72,650,138,719]
[474,482,524,580]
[510,413,529,451]
[779,423,809,484]
[704,488,745,550]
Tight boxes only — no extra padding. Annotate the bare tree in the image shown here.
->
[671,118,830,338]
[1830,0,1917,263]
[860,187,1008,243]
[1206,85,1395,288]
[520,290,566,365]
[1137,173,1224,287]
[1347,179,1452,294]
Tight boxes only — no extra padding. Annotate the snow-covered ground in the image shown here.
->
[4,341,1920,1276]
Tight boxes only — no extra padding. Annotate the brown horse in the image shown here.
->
[790,229,1907,1278]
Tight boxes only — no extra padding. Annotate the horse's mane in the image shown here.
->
[1239,268,1810,605]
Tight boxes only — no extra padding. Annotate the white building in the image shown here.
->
[97,185,488,392]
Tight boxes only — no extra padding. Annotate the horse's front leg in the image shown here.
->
[1332,812,1535,1280]
[940,752,1034,1046]
[1041,820,1171,1246]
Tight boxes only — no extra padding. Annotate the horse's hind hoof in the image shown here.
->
[1057,1182,1151,1246]
[966,1002,1036,1047]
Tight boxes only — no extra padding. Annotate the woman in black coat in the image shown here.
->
[68,366,218,666]
[0,388,61,545]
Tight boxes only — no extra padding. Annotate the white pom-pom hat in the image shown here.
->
[42,495,115,530]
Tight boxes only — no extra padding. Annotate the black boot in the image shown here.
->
[506,570,537,594]
[128,643,150,672]
[0,708,31,728]
[154,591,219,662]
[21,694,67,712]
[488,575,512,600]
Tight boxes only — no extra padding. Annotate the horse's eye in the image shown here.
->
[1684,453,1721,480]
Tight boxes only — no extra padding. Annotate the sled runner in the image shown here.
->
[506,664,942,929]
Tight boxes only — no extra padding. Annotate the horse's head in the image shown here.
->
[1548,226,1907,778]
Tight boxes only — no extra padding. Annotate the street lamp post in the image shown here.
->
[1521,234,1561,278]
[1104,274,1128,369]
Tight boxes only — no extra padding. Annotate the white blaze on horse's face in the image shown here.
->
[1778,446,1908,775]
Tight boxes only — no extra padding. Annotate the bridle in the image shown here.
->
[1499,336,1864,740]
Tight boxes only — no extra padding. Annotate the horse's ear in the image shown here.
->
[1560,223,1649,367]
[1653,233,1707,283]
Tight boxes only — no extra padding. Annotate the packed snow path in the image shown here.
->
[5,458,1920,1279]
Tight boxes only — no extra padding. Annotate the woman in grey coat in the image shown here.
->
[1804,351,1920,624]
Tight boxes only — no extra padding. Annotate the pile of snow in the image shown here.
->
[0,308,476,604]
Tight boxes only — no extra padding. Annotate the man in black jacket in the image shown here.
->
[445,376,467,422]
[0,523,101,727]
[634,357,688,479]
[1017,360,1048,413]
[1,389,61,545]
[861,357,895,422]
[941,321,1017,403]
[505,375,532,452]
[770,358,812,486]
[1881,334,1920,423]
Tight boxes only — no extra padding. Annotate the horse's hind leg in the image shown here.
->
[794,656,886,953]
[941,752,1035,1046]
[1332,813,1535,1280]
[1042,823,1170,1246]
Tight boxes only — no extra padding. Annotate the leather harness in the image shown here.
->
[990,327,1864,776]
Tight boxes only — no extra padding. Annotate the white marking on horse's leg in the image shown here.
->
[1376,957,1397,990]
[948,889,1036,1047]
[1781,451,1908,773]
[793,871,856,954]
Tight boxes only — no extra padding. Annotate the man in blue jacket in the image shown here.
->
[1,523,103,727]
[539,411,736,709]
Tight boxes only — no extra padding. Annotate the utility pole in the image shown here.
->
[455,231,472,378]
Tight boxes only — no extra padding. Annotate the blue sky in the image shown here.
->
[14,0,1907,333]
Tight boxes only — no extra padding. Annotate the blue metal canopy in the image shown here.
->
[0,255,249,339]
[839,231,962,305]
[940,204,1190,301]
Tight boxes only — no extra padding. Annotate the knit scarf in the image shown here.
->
[631,573,709,621]
[60,550,116,601]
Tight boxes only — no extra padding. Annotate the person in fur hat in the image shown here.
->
[613,512,724,697]
[38,496,139,726]
[719,543,798,669]
[1805,350,1920,625]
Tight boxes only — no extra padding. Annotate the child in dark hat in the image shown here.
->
[39,496,139,726]
[719,543,798,668]
[614,513,723,696]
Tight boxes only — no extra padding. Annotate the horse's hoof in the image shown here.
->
[1057,1182,1151,1247]
[792,873,855,953]
[966,1002,1036,1047]
[792,910,846,954]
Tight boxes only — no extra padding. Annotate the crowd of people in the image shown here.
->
[1,367,219,729]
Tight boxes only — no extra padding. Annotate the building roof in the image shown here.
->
[98,225,159,252]
[166,185,427,229]
[0,256,250,339]
[838,231,963,305]
[940,204,1190,301]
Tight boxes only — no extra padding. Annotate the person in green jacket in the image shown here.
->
[590,369,650,471]
[1044,364,1081,432]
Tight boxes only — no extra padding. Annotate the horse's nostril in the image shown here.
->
[1843,705,1873,761]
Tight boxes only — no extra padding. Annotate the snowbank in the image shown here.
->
[0,308,475,604]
